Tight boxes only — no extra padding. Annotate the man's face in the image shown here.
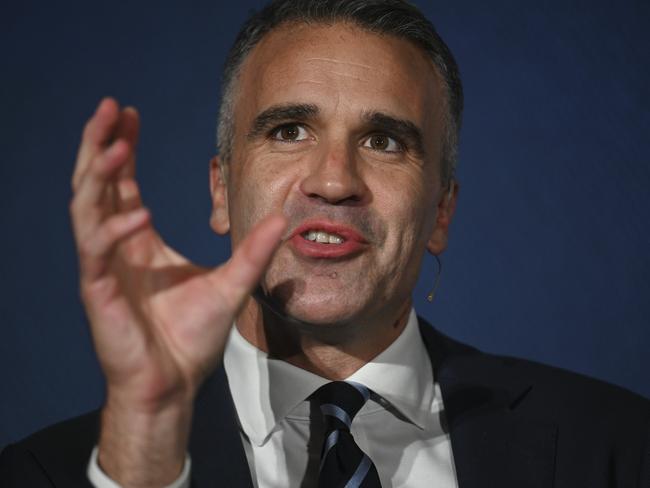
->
[211,22,455,327]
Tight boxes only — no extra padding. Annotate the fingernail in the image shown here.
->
[96,97,114,114]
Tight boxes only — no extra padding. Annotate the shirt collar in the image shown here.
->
[223,308,434,446]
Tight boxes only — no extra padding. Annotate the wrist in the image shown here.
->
[98,395,193,487]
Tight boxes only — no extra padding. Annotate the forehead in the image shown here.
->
[234,21,444,136]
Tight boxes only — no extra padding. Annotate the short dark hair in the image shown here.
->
[217,0,463,184]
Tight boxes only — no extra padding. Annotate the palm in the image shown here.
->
[88,234,214,404]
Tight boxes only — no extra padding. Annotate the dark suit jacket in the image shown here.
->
[1,319,649,487]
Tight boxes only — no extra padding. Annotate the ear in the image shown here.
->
[426,180,459,256]
[209,155,230,235]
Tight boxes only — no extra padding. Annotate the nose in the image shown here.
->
[299,144,368,205]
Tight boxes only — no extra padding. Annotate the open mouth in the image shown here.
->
[302,230,345,245]
[290,220,366,258]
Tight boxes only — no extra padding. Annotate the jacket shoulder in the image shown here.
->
[489,353,650,485]
[0,410,99,487]
[497,353,648,417]
[418,318,650,485]
[418,316,649,418]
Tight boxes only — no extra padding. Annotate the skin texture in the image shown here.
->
[211,23,458,378]
[69,21,457,487]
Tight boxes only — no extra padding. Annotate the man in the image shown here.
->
[1,0,648,487]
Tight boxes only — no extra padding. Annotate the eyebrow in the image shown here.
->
[247,103,320,139]
[361,111,426,157]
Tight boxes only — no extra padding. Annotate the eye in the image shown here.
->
[272,124,309,142]
[363,134,402,153]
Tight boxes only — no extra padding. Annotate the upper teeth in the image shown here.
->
[305,230,344,244]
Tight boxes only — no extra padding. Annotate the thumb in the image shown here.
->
[207,214,287,315]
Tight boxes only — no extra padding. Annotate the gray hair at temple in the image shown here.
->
[216,0,463,186]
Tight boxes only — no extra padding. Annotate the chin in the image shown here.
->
[286,306,355,327]
[268,286,367,327]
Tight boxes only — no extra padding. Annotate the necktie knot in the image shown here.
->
[312,381,371,432]
[311,381,382,487]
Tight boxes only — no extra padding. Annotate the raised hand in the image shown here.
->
[69,98,286,486]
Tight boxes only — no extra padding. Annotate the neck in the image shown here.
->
[235,296,411,380]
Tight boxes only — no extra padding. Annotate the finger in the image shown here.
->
[111,107,143,211]
[72,98,121,191]
[115,177,144,212]
[114,106,140,180]
[72,138,131,210]
[209,214,287,312]
[78,207,150,282]
[70,139,133,251]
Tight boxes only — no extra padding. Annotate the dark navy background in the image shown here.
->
[1,1,648,447]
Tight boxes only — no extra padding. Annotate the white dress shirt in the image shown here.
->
[88,309,458,487]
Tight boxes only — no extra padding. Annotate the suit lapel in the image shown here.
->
[418,319,557,488]
[188,366,253,488]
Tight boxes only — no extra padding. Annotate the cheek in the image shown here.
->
[372,168,436,242]
[369,170,438,286]
[228,154,300,243]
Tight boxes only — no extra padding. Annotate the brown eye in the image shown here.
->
[272,124,308,142]
[280,125,299,140]
[363,134,401,152]
[370,135,389,150]
[273,124,308,142]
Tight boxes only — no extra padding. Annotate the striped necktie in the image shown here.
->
[312,381,382,488]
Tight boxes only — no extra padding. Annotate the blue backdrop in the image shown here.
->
[1,1,648,448]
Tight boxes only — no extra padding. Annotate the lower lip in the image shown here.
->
[289,234,365,259]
